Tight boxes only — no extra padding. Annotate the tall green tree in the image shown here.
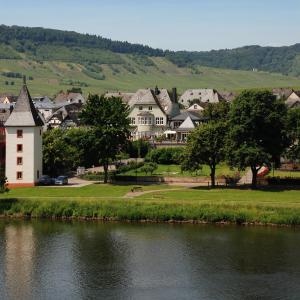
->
[227,90,289,188]
[286,107,300,162]
[43,128,80,177]
[183,122,227,187]
[80,95,131,183]
[203,101,230,121]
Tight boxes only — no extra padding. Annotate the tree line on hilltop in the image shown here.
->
[1,25,300,76]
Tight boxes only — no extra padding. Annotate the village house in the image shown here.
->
[33,96,57,121]
[170,110,207,142]
[285,91,300,108]
[54,92,85,105]
[47,102,83,128]
[179,89,224,108]
[0,94,17,104]
[127,87,180,140]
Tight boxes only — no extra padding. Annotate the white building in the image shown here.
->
[5,84,44,187]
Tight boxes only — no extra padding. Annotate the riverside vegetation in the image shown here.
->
[0,184,300,225]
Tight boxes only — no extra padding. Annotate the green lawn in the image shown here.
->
[0,183,172,199]
[0,183,300,225]
[119,164,243,178]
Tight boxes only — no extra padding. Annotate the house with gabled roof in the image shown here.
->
[127,87,180,139]
[179,89,223,108]
[285,91,300,108]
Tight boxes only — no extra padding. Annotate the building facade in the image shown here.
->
[5,84,44,187]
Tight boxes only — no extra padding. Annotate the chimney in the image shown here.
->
[9,104,14,114]
[172,87,177,103]
[154,86,160,95]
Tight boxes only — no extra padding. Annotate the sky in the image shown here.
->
[0,0,299,51]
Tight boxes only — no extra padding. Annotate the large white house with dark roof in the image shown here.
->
[5,83,44,187]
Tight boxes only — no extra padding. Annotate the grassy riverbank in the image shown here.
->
[0,184,300,225]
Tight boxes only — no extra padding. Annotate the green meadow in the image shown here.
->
[1,57,300,97]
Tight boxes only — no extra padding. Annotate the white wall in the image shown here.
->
[5,127,43,185]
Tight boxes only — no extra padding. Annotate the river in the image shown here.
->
[0,220,299,299]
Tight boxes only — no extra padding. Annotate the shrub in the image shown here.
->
[126,140,151,158]
[116,161,144,174]
[140,162,158,175]
[146,147,184,164]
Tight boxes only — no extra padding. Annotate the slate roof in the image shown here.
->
[179,89,223,106]
[127,88,180,117]
[218,91,239,102]
[54,92,85,104]
[104,92,134,104]
[176,116,195,132]
[171,110,204,122]
[5,85,44,127]
[272,88,293,99]
[48,102,83,125]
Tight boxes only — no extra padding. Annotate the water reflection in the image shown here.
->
[0,221,300,300]
[4,224,35,300]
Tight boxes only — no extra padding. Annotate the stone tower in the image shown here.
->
[5,82,44,187]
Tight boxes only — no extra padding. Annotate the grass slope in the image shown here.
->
[0,56,300,97]
[1,184,300,225]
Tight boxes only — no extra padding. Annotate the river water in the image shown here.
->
[0,220,300,299]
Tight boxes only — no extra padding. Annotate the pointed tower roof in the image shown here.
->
[5,84,44,127]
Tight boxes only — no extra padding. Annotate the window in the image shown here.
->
[37,170,40,179]
[17,157,23,165]
[155,117,163,125]
[17,130,23,138]
[194,105,197,109]
[155,117,164,125]
[17,144,23,152]
[16,172,23,180]
[139,106,143,111]
[40,129,42,135]
[130,117,136,125]
[149,106,152,111]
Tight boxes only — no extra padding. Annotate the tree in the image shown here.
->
[286,107,300,162]
[203,101,230,121]
[227,90,289,188]
[183,121,227,187]
[80,95,130,183]
[43,128,80,177]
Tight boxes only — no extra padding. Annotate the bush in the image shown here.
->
[146,147,184,164]
[267,177,300,186]
[126,140,151,158]
[80,171,116,181]
[140,162,158,175]
[116,161,144,174]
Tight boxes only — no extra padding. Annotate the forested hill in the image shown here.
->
[1,25,300,76]
[0,25,164,56]
[166,45,300,76]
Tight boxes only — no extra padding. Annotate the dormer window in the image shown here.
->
[17,130,23,138]
[194,105,197,109]
[149,106,152,111]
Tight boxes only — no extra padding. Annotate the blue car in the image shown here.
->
[55,176,68,185]
[38,175,54,186]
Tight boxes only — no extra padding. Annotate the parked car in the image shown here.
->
[38,175,54,186]
[55,176,68,185]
